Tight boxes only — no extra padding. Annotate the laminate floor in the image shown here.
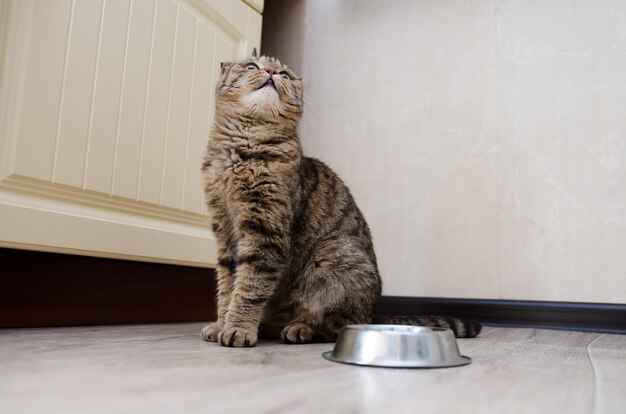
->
[1,323,624,414]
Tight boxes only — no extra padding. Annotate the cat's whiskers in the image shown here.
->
[219,79,250,95]
[286,89,317,129]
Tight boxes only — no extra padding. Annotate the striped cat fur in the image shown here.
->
[200,56,481,347]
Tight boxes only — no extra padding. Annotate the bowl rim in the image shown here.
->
[341,324,451,333]
[322,351,471,369]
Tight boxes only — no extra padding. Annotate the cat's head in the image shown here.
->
[215,56,302,125]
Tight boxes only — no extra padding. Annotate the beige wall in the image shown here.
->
[263,0,626,303]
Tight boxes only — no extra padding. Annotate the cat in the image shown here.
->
[200,56,481,347]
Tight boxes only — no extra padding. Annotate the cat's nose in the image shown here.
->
[265,68,275,76]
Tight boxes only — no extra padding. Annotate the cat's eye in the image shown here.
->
[246,63,259,71]
[279,71,290,80]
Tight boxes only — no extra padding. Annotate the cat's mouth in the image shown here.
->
[259,77,276,90]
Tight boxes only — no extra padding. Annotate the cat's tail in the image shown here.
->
[380,315,482,338]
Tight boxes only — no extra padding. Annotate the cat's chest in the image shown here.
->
[205,147,271,194]
[209,147,249,173]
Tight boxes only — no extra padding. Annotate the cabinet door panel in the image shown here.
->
[0,0,262,266]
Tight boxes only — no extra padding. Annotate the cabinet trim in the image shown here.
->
[0,176,217,267]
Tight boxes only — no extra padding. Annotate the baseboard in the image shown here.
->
[4,248,624,334]
[375,296,626,334]
[0,248,217,328]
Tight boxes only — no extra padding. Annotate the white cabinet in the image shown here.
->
[0,0,262,267]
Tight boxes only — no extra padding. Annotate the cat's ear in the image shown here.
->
[220,62,233,75]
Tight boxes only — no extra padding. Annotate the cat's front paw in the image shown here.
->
[200,322,223,342]
[281,322,316,344]
[218,326,257,347]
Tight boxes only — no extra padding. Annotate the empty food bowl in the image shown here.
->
[322,324,471,368]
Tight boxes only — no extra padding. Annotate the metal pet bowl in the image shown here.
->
[322,324,471,368]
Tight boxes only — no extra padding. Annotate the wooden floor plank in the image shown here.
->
[587,334,626,414]
[0,324,622,413]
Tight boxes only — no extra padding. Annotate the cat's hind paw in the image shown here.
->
[281,322,316,344]
[200,322,223,342]
[218,326,257,347]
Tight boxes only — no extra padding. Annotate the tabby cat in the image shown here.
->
[200,56,481,347]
